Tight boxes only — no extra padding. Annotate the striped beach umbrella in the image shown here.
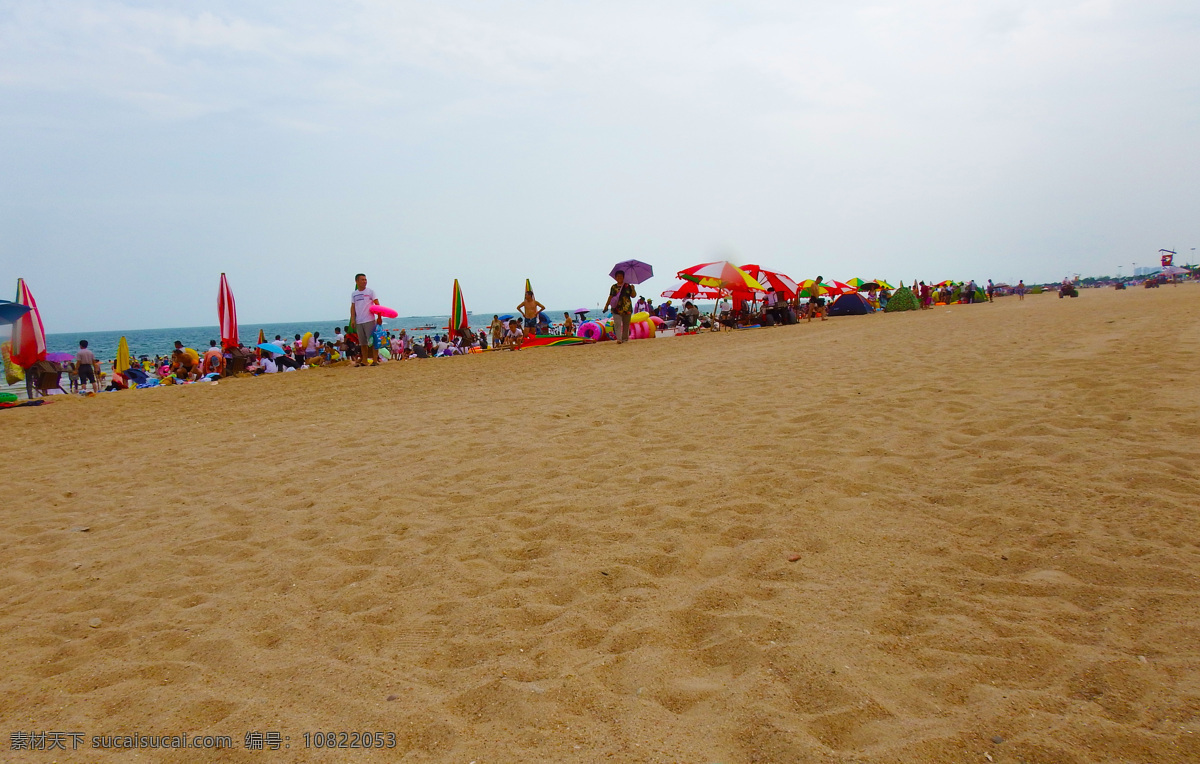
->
[677,261,766,293]
[218,273,239,350]
[660,279,725,300]
[740,265,800,299]
[450,279,469,337]
[11,278,46,368]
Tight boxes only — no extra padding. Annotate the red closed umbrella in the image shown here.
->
[11,278,46,368]
[218,273,239,350]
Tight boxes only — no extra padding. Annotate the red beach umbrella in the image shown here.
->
[218,273,239,350]
[11,278,46,368]
[660,279,725,300]
[739,265,800,299]
[677,261,766,293]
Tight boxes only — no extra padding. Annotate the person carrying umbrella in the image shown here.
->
[605,269,637,343]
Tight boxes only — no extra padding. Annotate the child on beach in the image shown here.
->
[503,319,524,350]
[517,291,546,337]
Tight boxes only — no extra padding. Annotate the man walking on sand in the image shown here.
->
[606,269,637,344]
[351,273,382,365]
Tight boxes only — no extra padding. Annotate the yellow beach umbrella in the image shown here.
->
[115,336,131,374]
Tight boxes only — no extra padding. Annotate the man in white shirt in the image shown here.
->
[350,273,381,365]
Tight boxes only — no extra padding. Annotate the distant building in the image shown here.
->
[1134,266,1160,277]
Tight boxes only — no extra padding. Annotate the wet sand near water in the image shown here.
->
[2,285,1199,763]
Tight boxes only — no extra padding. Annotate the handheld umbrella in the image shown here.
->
[610,260,654,285]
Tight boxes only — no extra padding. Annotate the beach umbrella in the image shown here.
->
[740,265,799,299]
[525,278,533,295]
[660,279,725,300]
[875,279,894,290]
[1161,265,1189,276]
[114,336,131,374]
[573,308,591,315]
[11,278,46,368]
[610,259,654,285]
[797,279,835,298]
[449,279,469,337]
[846,278,881,291]
[677,261,765,292]
[0,300,32,325]
[257,342,285,355]
[827,281,855,295]
[498,314,515,322]
[45,352,74,363]
[218,273,239,350]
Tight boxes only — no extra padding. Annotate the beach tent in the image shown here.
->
[827,292,873,316]
[884,286,920,312]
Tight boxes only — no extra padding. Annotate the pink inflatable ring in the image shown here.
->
[576,321,604,342]
[369,305,399,319]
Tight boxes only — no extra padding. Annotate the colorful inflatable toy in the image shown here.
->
[576,321,605,342]
[369,305,399,319]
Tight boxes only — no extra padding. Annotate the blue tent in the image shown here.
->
[828,292,873,316]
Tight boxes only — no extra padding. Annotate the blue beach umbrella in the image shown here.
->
[0,300,32,325]
[498,314,515,321]
[257,342,286,355]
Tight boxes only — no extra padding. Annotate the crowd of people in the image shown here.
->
[19,270,1027,398]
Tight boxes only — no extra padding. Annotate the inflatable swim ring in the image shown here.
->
[650,316,665,328]
[631,321,648,340]
[369,305,399,319]
[631,311,649,323]
[576,322,604,342]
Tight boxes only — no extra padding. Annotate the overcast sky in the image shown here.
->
[1,0,1197,332]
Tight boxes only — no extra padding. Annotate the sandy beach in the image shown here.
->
[2,285,1198,763]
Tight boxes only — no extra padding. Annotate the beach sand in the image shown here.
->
[2,285,1199,763]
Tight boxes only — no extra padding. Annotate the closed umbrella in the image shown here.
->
[115,336,131,374]
[450,279,469,337]
[218,273,239,350]
[11,278,46,368]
